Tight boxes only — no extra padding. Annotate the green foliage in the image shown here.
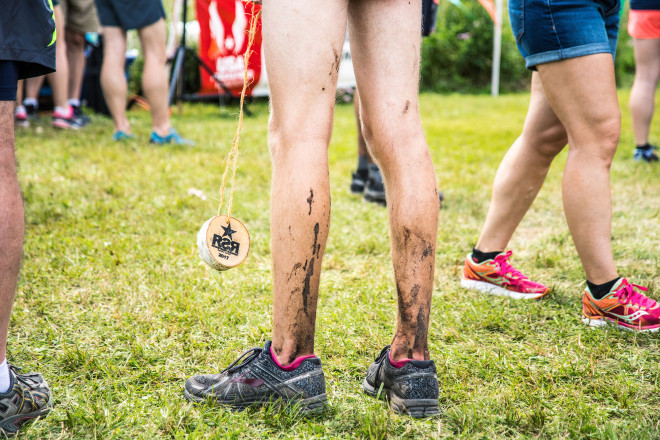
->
[616,6,636,87]
[421,1,531,93]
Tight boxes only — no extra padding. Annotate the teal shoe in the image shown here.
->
[113,131,135,141]
[149,128,195,146]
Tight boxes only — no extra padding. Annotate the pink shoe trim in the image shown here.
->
[388,351,412,368]
[269,346,315,371]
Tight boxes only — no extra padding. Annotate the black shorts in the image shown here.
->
[0,61,19,101]
[94,0,165,31]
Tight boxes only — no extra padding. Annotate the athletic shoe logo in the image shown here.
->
[212,223,240,257]
[608,309,650,323]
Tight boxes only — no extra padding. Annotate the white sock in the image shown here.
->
[54,106,70,116]
[23,98,38,108]
[68,98,81,108]
[0,359,10,393]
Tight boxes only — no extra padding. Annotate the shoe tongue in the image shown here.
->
[611,278,626,293]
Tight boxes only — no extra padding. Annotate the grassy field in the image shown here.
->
[9,90,660,439]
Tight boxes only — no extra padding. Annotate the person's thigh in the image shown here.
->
[347,0,424,146]
[537,53,618,148]
[633,38,660,83]
[521,72,567,151]
[101,26,127,64]
[262,0,348,140]
[510,0,620,69]
[137,18,166,59]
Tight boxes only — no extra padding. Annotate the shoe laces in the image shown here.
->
[614,281,656,309]
[222,347,262,374]
[493,251,528,281]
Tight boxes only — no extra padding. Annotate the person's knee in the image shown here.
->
[571,114,620,164]
[142,47,168,69]
[527,123,568,160]
[268,116,332,165]
[360,112,425,164]
[65,29,85,49]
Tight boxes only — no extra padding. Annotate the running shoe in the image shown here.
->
[461,251,550,299]
[24,103,38,122]
[184,341,327,413]
[14,107,29,128]
[149,128,195,146]
[71,105,91,127]
[350,169,368,194]
[633,145,658,163]
[582,278,660,332]
[112,131,135,142]
[364,163,386,205]
[0,365,52,437]
[52,107,83,130]
[363,345,440,418]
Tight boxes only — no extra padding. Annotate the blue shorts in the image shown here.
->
[509,0,621,69]
[94,0,165,31]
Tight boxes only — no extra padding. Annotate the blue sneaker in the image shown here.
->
[149,128,195,146]
[634,145,658,163]
[112,131,135,142]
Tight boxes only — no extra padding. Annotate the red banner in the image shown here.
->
[196,0,263,96]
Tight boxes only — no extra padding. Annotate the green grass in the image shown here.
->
[10,90,660,439]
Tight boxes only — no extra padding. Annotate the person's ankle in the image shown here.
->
[152,125,172,137]
[389,341,429,363]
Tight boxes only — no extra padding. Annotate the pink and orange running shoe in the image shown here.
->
[461,251,550,300]
[582,278,660,332]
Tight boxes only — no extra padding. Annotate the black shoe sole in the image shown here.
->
[364,188,386,206]
[184,388,327,414]
[362,379,440,418]
[0,407,51,437]
[350,184,365,194]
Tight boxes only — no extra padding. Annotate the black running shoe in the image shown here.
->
[363,345,440,418]
[350,169,368,194]
[634,144,659,163]
[184,341,327,413]
[71,105,91,127]
[24,104,38,122]
[0,365,52,437]
[364,164,386,206]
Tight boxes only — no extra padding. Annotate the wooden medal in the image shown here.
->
[197,215,250,271]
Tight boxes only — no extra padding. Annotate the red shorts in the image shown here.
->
[628,10,660,39]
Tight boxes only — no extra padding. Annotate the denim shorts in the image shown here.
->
[509,0,621,69]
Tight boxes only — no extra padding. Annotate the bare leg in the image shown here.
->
[65,29,86,103]
[137,18,171,136]
[629,38,660,146]
[15,81,23,106]
[24,76,45,105]
[26,6,69,109]
[353,90,372,163]
[100,26,131,134]
[349,0,439,361]
[0,101,23,362]
[476,72,567,252]
[537,54,619,283]
[264,0,348,365]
